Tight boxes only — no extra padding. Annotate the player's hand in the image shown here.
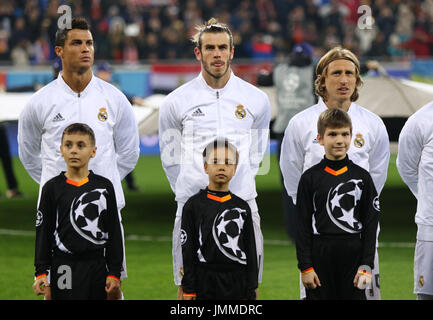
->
[177,286,184,300]
[32,275,50,296]
[106,277,121,299]
[354,265,372,289]
[301,270,321,290]
[183,294,196,300]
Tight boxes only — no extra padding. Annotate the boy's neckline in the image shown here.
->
[206,187,231,195]
[322,155,350,169]
[63,170,92,186]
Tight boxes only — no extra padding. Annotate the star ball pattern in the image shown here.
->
[213,207,247,264]
[71,189,109,244]
[327,179,364,232]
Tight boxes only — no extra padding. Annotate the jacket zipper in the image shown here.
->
[78,92,81,121]
[216,91,221,131]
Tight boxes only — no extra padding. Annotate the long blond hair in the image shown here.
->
[314,47,363,102]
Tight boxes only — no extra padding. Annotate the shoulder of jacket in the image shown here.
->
[93,77,124,96]
[351,103,383,121]
[162,79,199,109]
[289,104,318,125]
[27,80,58,103]
[234,75,268,100]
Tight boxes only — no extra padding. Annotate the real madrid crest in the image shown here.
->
[354,133,365,148]
[98,107,108,122]
[235,105,246,119]
[419,275,425,287]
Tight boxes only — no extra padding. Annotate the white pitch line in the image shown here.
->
[0,228,415,248]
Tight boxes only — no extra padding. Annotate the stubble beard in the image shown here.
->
[202,58,231,80]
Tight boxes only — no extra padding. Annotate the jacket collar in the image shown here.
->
[317,97,355,113]
[57,71,96,97]
[197,70,235,95]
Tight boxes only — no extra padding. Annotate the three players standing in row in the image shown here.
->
[17,15,430,300]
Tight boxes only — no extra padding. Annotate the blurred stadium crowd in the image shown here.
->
[0,0,432,66]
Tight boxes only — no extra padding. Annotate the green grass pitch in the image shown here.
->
[0,154,418,300]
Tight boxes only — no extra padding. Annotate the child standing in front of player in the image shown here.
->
[181,139,258,300]
[295,108,380,300]
[32,123,123,300]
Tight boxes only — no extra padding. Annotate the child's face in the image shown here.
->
[204,146,237,190]
[60,133,96,169]
[318,126,351,161]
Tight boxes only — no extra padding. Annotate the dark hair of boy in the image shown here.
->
[317,108,353,137]
[61,123,96,146]
[202,138,239,164]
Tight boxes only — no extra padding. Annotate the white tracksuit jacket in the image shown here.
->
[280,97,390,203]
[158,71,271,204]
[397,101,433,240]
[18,73,140,209]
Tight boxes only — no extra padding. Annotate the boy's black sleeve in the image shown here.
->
[295,173,315,272]
[34,182,56,278]
[104,184,123,280]
[359,173,380,269]
[244,204,258,300]
[181,199,198,295]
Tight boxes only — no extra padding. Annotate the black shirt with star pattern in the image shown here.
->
[295,155,379,272]
[34,171,123,280]
[181,188,258,297]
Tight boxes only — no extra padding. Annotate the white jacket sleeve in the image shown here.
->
[18,100,43,183]
[368,119,390,195]
[250,95,271,176]
[158,96,182,193]
[396,117,422,198]
[113,94,140,180]
[279,119,305,203]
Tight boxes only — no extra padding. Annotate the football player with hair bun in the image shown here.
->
[280,46,389,300]
[180,138,258,300]
[296,108,379,300]
[159,17,270,299]
[33,123,123,300]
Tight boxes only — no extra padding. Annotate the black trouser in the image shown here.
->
[306,234,366,300]
[195,263,254,300]
[0,124,17,190]
[50,250,107,300]
[276,133,297,243]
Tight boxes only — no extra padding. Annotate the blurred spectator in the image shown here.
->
[0,123,22,199]
[400,25,433,58]
[2,0,433,64]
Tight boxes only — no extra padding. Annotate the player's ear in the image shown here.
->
[194,46,201,61]
[54,46,63,58]
[91,146,97,158]
[203,161,208,174]
[317,133,324,146]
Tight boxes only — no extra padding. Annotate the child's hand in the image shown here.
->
[32,275,50,296]
[354,265,372,289]
[105,277,121,299]
[301,269,321,290]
